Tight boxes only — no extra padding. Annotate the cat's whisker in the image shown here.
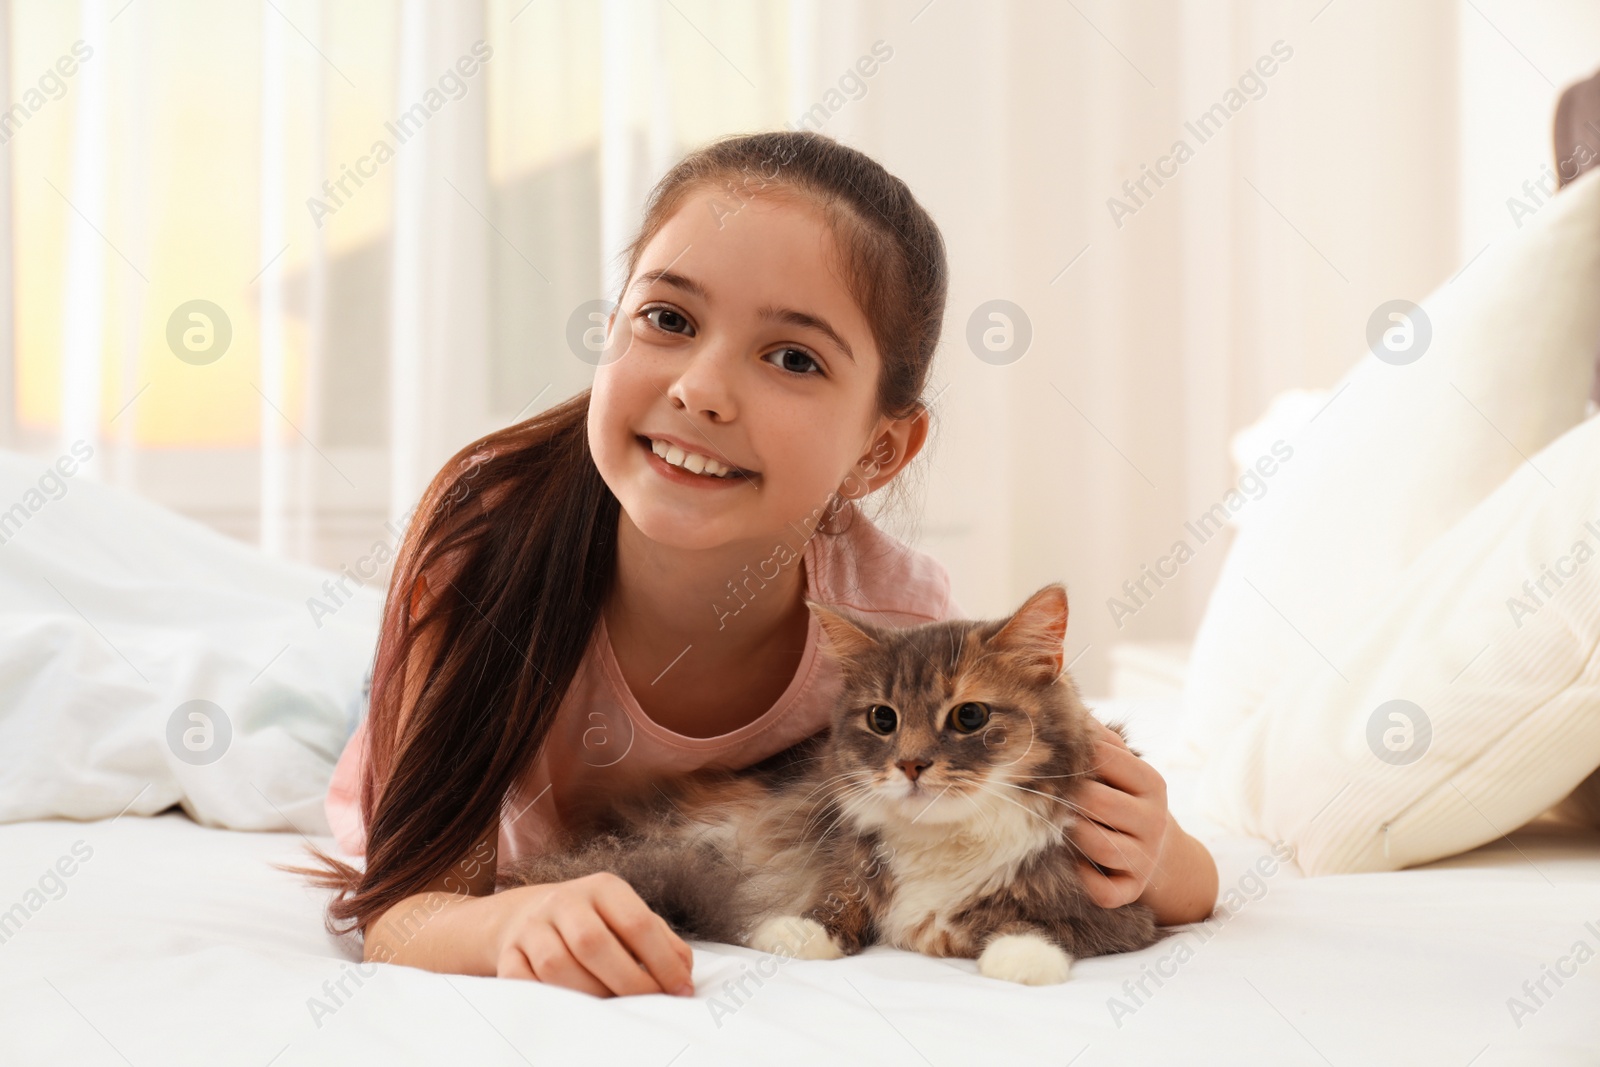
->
[796,768,874,804]
[794,774,873,835]
[1013,742,1127,781]
[967,779,1067,837]
[797,783,877,869]
[993,776,1143,836]
[776,770,873,837]
[796,799,851,849]
[832,785,881,835]
[992,780,1083,809]
[992,781,1169,881]
[991,780,1102,823]
[786,769,872,813]
[788,772,876,840]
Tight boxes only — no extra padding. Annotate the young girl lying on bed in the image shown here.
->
[291,129,1219,998]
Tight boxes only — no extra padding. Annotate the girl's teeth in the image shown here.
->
[649,437,735,478]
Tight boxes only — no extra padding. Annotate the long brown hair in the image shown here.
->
[282,128,949,941]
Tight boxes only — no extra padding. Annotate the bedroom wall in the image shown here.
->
[838,0,1468,694]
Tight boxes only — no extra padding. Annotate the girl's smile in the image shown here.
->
[635,432,757,488]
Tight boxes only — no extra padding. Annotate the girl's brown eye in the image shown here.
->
[643,306,694,336]
[950,702,989,733]
[867,705,897,734]
[764,347,822,376]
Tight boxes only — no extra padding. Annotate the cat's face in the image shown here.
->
[808,583,1097,831]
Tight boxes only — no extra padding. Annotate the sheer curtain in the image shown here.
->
[3,0,1595,694]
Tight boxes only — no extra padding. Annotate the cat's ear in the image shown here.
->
[986,583,1068,683]
[808,600,879,660]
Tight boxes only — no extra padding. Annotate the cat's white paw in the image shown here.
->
[747,916,845,960]
[977,932,1074,985]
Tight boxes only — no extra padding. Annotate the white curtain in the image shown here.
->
[385,0,493,523]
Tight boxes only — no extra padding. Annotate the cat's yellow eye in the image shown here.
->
[867,704,898,734]
[949,702,990,733]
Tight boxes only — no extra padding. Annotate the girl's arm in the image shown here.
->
[1134,818,1220,926]
[1066,718,1220,926]
[363,824,502,973]
[362,831,697,998]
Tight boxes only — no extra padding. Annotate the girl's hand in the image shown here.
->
[1068,717,1171,909]
[1068,718,1219,925]
[487,873,697,998]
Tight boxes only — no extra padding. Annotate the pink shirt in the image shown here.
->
[324,511,961,866]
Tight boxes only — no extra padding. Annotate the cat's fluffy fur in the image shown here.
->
[497,582,1169,984]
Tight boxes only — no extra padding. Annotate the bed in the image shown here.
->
[1,693,1596,1066]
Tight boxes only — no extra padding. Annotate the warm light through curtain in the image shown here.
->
[3,0,805,569]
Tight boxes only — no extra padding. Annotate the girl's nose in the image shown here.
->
[667,347,738,423]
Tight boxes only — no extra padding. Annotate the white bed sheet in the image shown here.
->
[1,696,1596,1066]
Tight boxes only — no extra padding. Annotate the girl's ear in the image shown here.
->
[808,600,879,660]
[985,583,1069,683]
[846,404,930,495]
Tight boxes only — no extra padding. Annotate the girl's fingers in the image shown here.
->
[591,883,695,996]
[519,932,613,997]
[672,923,695,969]
[657,911,695,972]
[555,912,667,997]
[1077,861,1143,908]
[1090,738,1167,803]
[1073,779,1145,833]
[1072,815,1152,877]
[497,943,537,981]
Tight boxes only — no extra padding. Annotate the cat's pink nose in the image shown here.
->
[897,759,929,782]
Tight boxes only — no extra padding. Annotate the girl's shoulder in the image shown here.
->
[809,507,960,625]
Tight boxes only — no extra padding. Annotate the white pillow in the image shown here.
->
[0,448,382,833]
[1193,411,1600,874]
[1176,165,1600,770]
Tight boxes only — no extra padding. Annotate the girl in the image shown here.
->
[290,129,1219,1000]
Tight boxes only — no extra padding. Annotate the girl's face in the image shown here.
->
[588,188,901,551]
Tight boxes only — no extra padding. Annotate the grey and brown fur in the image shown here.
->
[497,582,1170,984]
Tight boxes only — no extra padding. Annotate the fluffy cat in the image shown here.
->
[496,582,1169,985]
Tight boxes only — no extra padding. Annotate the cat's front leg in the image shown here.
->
[746,879,875,961]
[747,915,846,960]
[976,922,1075,986]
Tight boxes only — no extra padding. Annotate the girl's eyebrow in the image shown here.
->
[756,305,856,365]
[632,268,708,302]
[631,267,856,365]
